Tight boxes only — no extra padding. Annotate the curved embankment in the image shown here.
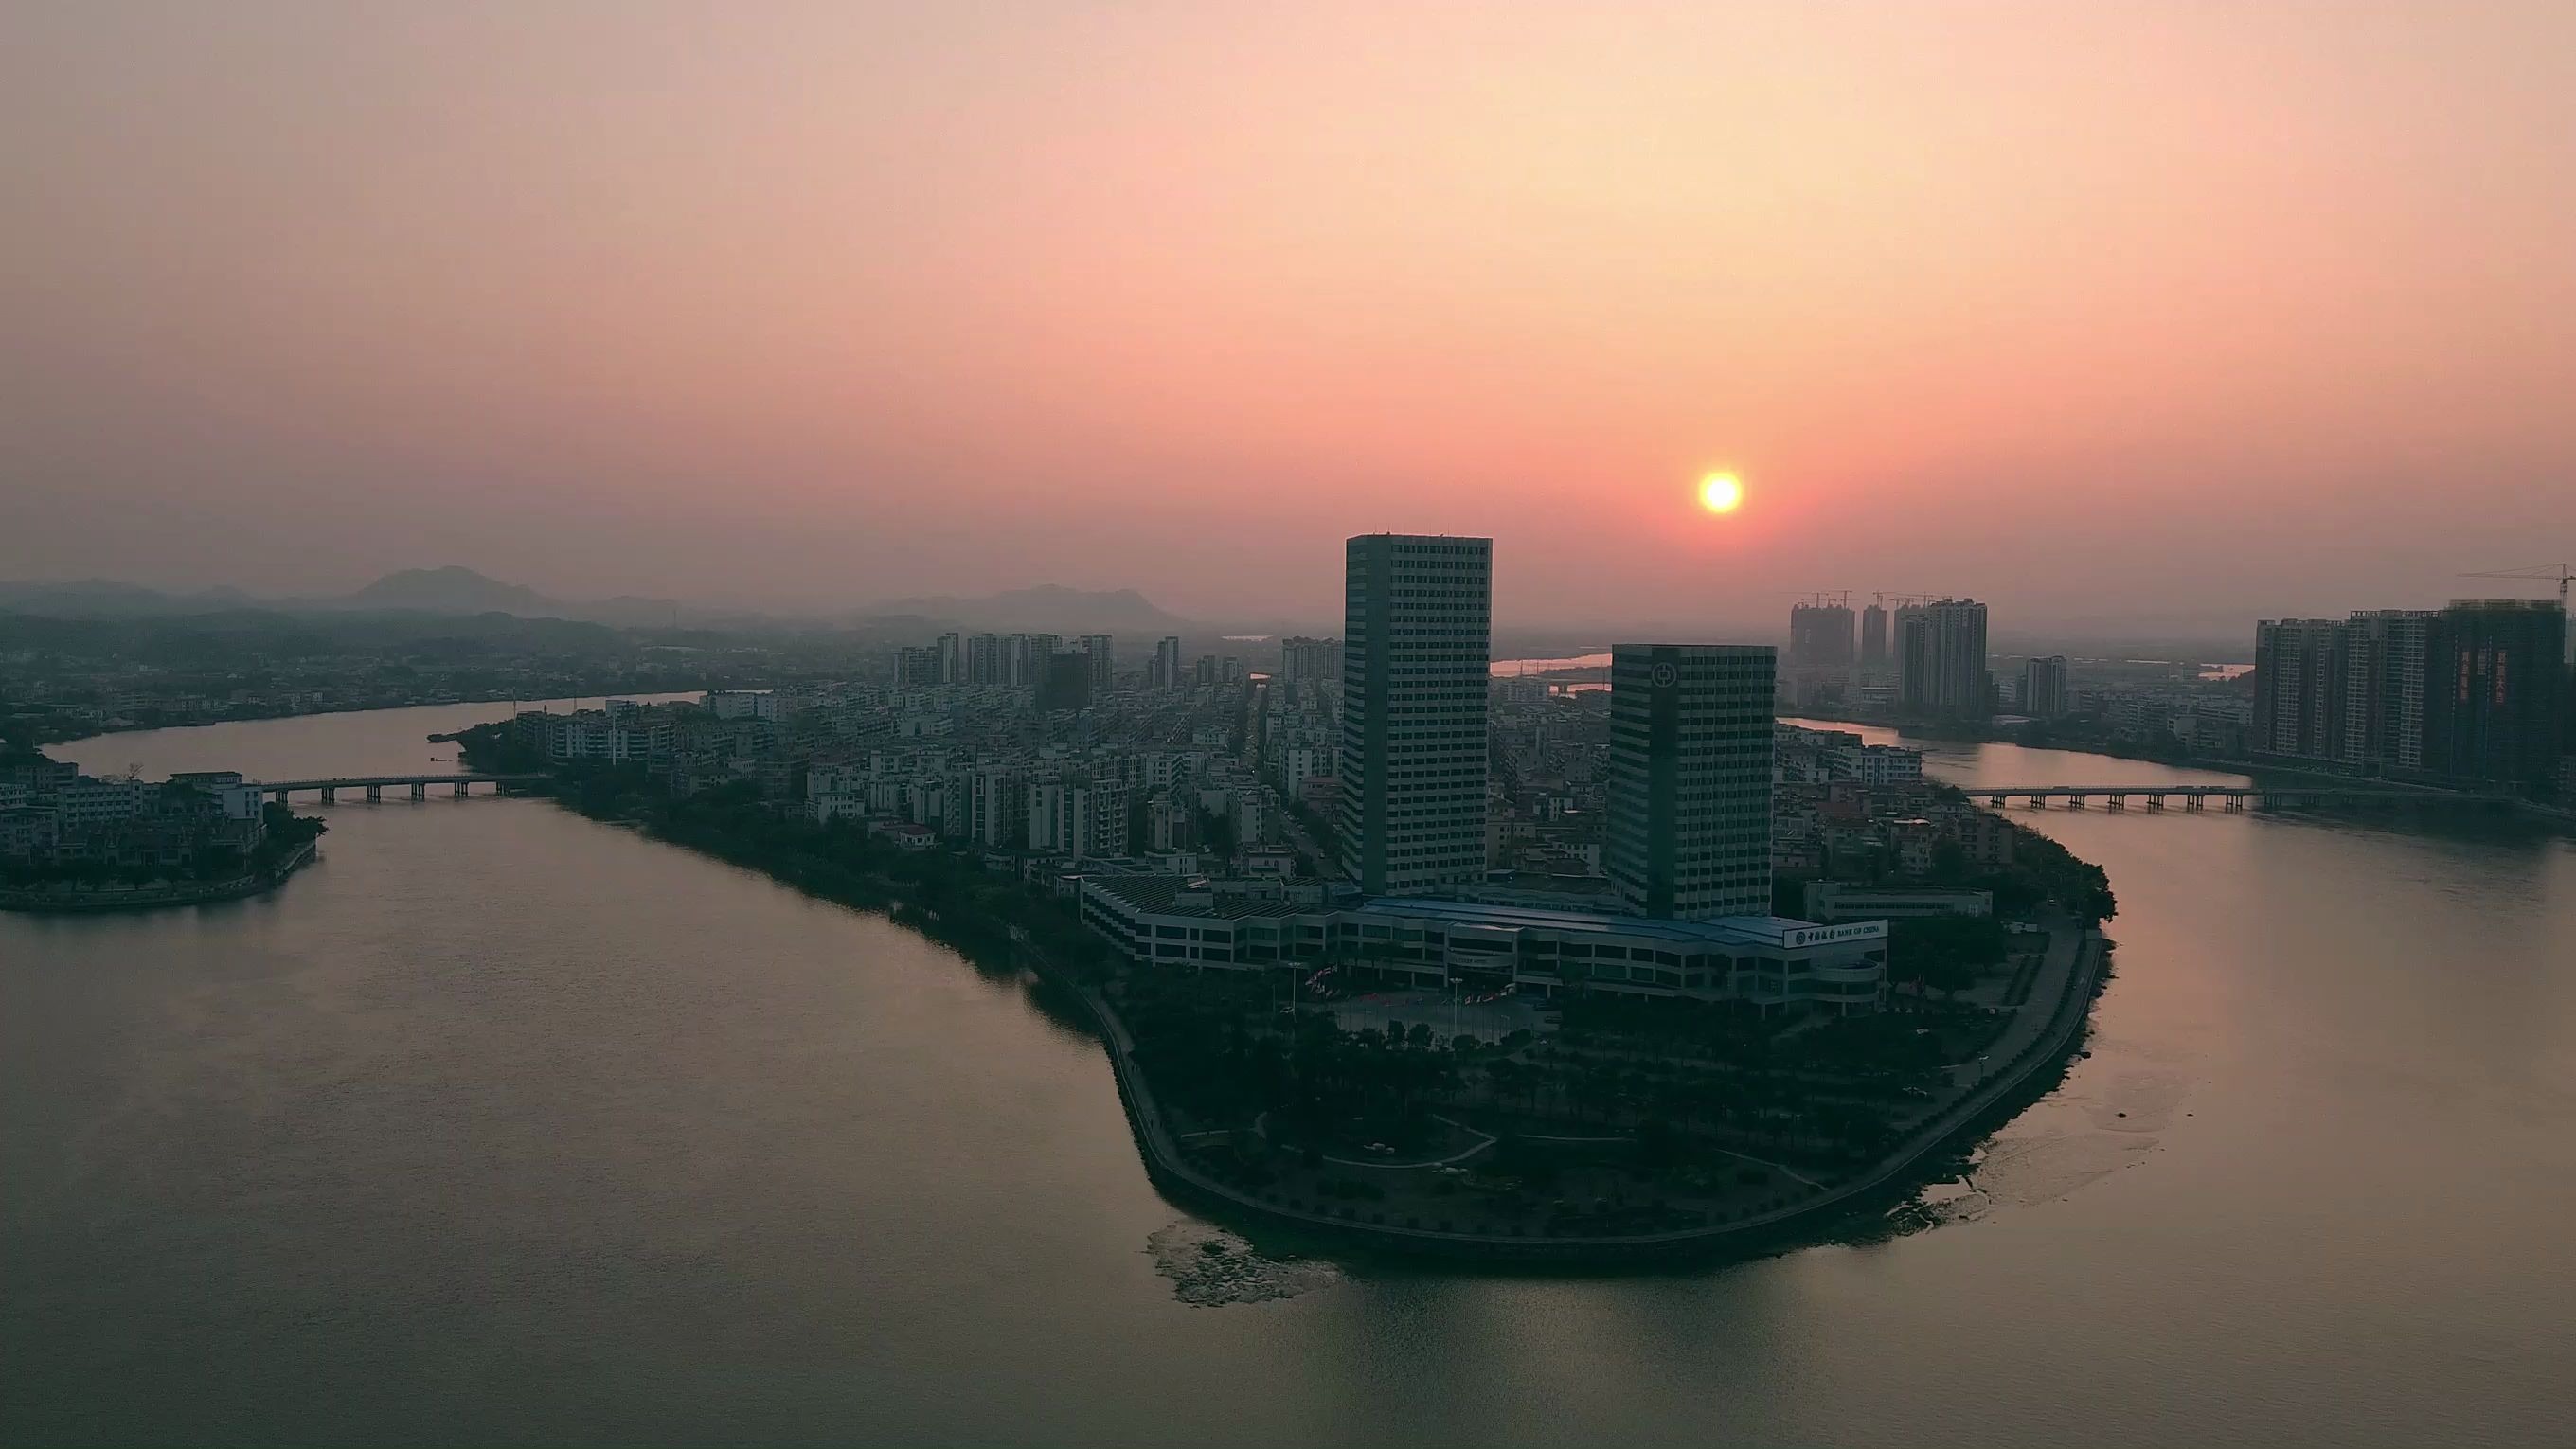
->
[0,840,319,914]
[1031,931,2110,1264]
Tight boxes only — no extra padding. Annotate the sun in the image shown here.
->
[1698,472,1744,514]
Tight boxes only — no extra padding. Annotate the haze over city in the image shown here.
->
[6,2,2570,632]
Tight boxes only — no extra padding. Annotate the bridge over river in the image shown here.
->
[1960,782,2516,812]
[261,773,548,804]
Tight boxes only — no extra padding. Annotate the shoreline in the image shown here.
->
[1029,922,2109,1264]
[0,837,319,914]
[494,757,2118,1263]
[23,687,712,754]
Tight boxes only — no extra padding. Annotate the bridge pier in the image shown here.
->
[453,781,469,797]
[2105,794,2126,811]
[321,786,336,805]
[2025,795,2047,809]
[411,782,426,801]
[2067,794,2087,810]
[2223,794,2245,812]
[2184,795,2204,811]
[271,788,291,806]
[366,784,382,803]
[2146,794,2165,811]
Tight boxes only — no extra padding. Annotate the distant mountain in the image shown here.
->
[1,568,1192,635]
[331,566,552,617]
[863,584,1192,635]
[317,568,686,627]
[0,579,251,618]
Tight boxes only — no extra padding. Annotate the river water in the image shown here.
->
[6,706,2572,1446]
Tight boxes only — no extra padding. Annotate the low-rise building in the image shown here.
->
[1078,878,1887,1015]
[1802,881,1994,921]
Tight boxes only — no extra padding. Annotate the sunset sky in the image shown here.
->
[4,2,2570,632]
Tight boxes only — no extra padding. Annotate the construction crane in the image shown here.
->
[1788,591,1855,609]
[2457,563,2572,609]
[2458,564,2574,664]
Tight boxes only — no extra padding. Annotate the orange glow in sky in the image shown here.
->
[2,3,2570,632]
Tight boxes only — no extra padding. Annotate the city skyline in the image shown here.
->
[6,3,2571,627]
[8,7,2575,1445]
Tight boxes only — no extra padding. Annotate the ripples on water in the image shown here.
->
[5,704,2573,1448]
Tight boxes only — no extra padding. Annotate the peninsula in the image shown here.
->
[459,702,2116,1261]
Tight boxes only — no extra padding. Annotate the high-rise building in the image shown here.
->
[2335,610,2436,770]
[1192,653,1218,687]
[1082,634,1115,694]
[1151,635,1183,689]
[935,632,963,687]
[1861,604,1889,671]
[2020,655,2069,719]
[1027,779,1129,859]
[895,645,943,690]
[1897,599,1991,721]
[2254,618,2346,760]
[964,633,1006,688]
[1004,634,1058,692]
[1338,534,1492,895]
[1787,604,1856,670]
[2255,610,2443,773]
[2424,599,2567,790]
[1279,635,1338,688]
[1605,644,1776,921]
[1039,649,1091,712]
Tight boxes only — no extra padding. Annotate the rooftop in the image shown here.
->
[1082,874,1310,920]
[1364,898,1872,948]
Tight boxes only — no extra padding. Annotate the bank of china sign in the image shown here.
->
[1785,921,1888,948]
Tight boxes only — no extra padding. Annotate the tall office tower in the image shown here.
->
[1861,604,1889,671]
[1787,604,1857,670]
[2253,618,2349,760]
[1192,653,1218,687]
[965,633,1006,688]
[2424,599,2567,790]
[1605,644,1776,921]
[2020,655,2070,719]
[1152,635,1183,689]
[1279,635,1338,688]
[935,632,963,687]
[1082,634,1115,694]
[1897,599,1992,720]
[1337,534,1492,895]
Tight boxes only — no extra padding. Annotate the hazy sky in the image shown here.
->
[5,2,2570,630]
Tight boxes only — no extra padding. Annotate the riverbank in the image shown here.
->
[475,748,2118,1263]
[1036,923,2108,1263]
[0,837,319,913]
[24,700,2568,1447]
[9,684,718,754]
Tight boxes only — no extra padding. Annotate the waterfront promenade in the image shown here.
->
[1048,920,2108,1261]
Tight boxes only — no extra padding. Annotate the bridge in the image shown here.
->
[261,773,549,804]
[1959,783,2515,813]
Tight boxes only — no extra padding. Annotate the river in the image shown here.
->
[6,705,2572,1446]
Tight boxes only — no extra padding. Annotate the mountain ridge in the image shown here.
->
[0,569,1198,634]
